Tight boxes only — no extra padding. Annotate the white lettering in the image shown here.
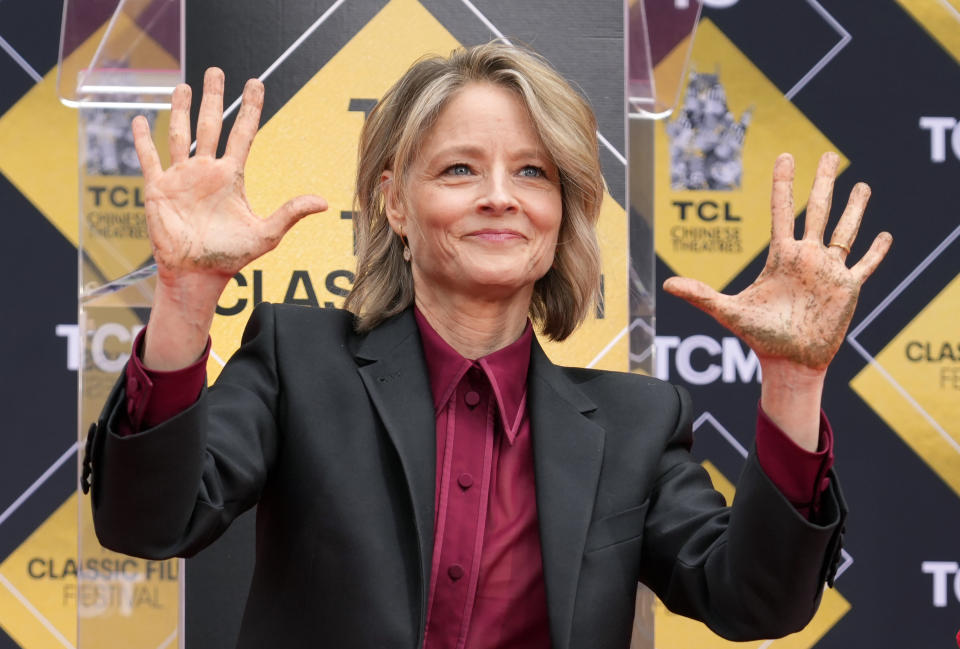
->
[654,336,681,381]
[721,337,761,383]
[921,560,958,607]
[654,335,761,385]
[86,324,145,373]
[919,116,958,162]
[952,122,960,161]
[676,335,722,385]
[91,323,131,373]
[56,324,80,371]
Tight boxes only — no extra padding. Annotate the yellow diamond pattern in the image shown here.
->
[207,0,629,381]
[654,19,847,292]
[851,274,960,498]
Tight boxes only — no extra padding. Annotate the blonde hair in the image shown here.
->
[344,41,604,341]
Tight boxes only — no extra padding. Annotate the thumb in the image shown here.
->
[662,276,724,316]
[264,194,328,241]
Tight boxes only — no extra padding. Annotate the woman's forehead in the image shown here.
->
[417,83,547,157]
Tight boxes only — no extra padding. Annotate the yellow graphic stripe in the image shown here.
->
[896,0,960,65]
[0,13,175,249]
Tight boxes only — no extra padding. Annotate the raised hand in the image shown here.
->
[133,68,328,370]
[663,152,892,449]
[663,152,891,371]
[133,68,327,287]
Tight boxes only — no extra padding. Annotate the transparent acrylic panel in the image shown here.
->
[71,5,182,636]
[78,272,183,649]
[628,0,701,119]
[627,5,702,645]
[628,117,656,377]
[58,0,183,108]
[628,50,657,649]
[79,104,167,290]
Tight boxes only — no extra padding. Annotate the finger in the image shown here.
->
[770,152,795,243]
[168,83,192,164]
[195,67,225,157]
[131,115,162,183]
[803,151,840,243]
[225,78,264,166]
[828,182,871,261]
[663,276,725,317]
[263,194,329,245]
[850,232,892,285]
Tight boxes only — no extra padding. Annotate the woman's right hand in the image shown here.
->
[132,68,327,370]
[133,67,328,288]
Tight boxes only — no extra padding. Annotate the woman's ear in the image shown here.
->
[381,169,404,235]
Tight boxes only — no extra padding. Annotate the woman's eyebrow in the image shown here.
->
[429,144,548,161]
[428,144,487,159]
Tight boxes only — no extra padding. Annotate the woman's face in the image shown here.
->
[385,82,563,304]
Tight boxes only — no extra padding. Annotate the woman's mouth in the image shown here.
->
[468,229,525,241]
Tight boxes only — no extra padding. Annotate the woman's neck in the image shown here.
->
[413,288,531,360]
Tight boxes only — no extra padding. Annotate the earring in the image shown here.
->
[400,225,411,262]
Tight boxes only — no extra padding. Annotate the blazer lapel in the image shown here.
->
[529,340,605,649]
[354,310,436,636]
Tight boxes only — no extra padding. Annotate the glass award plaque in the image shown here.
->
[627,0,701,120]
[627,2,701,648]
[61,1,184,647]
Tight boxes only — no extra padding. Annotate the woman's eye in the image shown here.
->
[446,163,471,176]
[519,165,546,178]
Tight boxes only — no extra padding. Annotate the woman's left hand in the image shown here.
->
[663,151,892,373]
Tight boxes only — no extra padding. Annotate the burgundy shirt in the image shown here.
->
[415,310,550,649]
[119,313,833,648]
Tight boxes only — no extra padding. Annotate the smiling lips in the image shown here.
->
[467,229,525,241]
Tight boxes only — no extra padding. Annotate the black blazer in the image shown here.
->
[84,303,846,649]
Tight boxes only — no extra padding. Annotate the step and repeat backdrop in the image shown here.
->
[0,1,958,648]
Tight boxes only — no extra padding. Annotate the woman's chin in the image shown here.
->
[415,257,549,302]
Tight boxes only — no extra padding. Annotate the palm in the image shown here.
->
[714,238,860,368]
[147,157,261,277]
[664,153,892,371]
[132,69,326,285]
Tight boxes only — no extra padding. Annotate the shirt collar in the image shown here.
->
[414,307,532,444]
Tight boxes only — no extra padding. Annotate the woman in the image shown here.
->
[84,42,891,649]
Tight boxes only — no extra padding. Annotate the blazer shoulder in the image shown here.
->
[559,365,685,401]
[250,302,358,341]
[555,365,693,444]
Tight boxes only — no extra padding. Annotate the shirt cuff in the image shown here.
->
[755,402,834,519]
[120,327,209,435]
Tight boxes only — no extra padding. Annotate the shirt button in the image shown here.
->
[464,391,480,407]
[457,473,474,489]
[447,564,465,581]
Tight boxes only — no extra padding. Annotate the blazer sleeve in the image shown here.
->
[84,302,284,560]
[638,384,847,641]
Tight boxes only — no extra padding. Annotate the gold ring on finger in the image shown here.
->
[828,241,851,254]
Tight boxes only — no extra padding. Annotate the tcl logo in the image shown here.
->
[56,323,144,373]
[919,117,960,162]
[922,561,960,607]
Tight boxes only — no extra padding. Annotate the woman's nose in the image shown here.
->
[476,173,519,215]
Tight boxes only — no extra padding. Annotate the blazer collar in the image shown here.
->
[528,338,605,649]
[354,309,437,643]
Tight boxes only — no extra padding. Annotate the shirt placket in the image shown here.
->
[423,366,496,649]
